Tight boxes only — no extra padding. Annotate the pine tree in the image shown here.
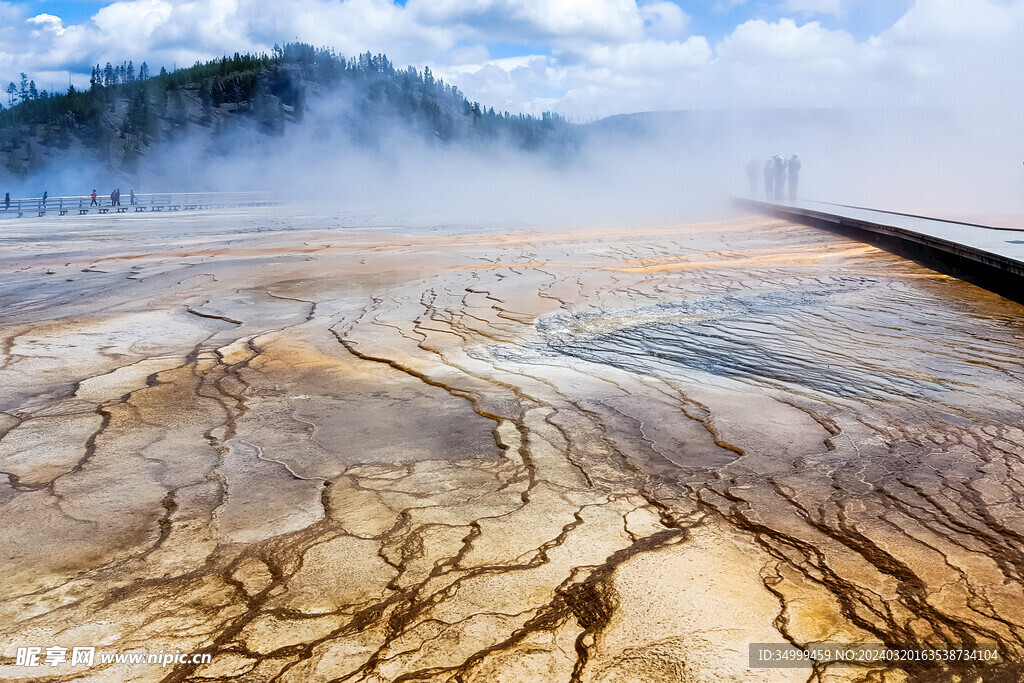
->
[199,81,214,125]
[253,78,283,134]
[168,89,187,130]
[55,113,72,149]
[122,89,147,165]
[139,62,150,81]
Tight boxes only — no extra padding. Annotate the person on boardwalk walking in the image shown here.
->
[41,191,47,208]
[91,190,98,206]
[130,188,136,206]
[788,154,801,200]
[4,193,9,211]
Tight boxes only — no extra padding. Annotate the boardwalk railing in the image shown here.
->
[0,191,280,217]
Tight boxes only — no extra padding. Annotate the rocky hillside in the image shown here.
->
[0,43,576,182]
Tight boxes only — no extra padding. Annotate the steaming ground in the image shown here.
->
[1,207,1023,681]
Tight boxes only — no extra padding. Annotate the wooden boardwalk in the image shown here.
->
[735,197,1024,299]
[0,192,280,219]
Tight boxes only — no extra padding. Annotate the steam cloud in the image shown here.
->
[4,70,1023,228]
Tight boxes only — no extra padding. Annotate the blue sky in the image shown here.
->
[27,1,101,22]
[690,1,914,40]
[1,0,1021,117]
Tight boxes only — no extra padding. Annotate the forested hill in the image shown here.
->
[0,43,576,178]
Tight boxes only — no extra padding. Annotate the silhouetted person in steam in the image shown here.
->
[129,188,136,206]
[41,191,47,208]
[4,193,9,211]
[764,160,774,199]
[773,155,787,201]
[745,159,760,197]
[788,154,801,200]
[90,190,98,206]
[110,190,116,206]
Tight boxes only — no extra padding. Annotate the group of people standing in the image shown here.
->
[89,188,136,207]
[746,154,801,201]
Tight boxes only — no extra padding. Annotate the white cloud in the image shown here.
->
[26,13,65,37]
[638,1,689,39]
[0,0,1022,119]
[454,0,1024,116]
[718,17,855,61]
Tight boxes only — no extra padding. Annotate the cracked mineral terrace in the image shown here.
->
[1,208,1022,682]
